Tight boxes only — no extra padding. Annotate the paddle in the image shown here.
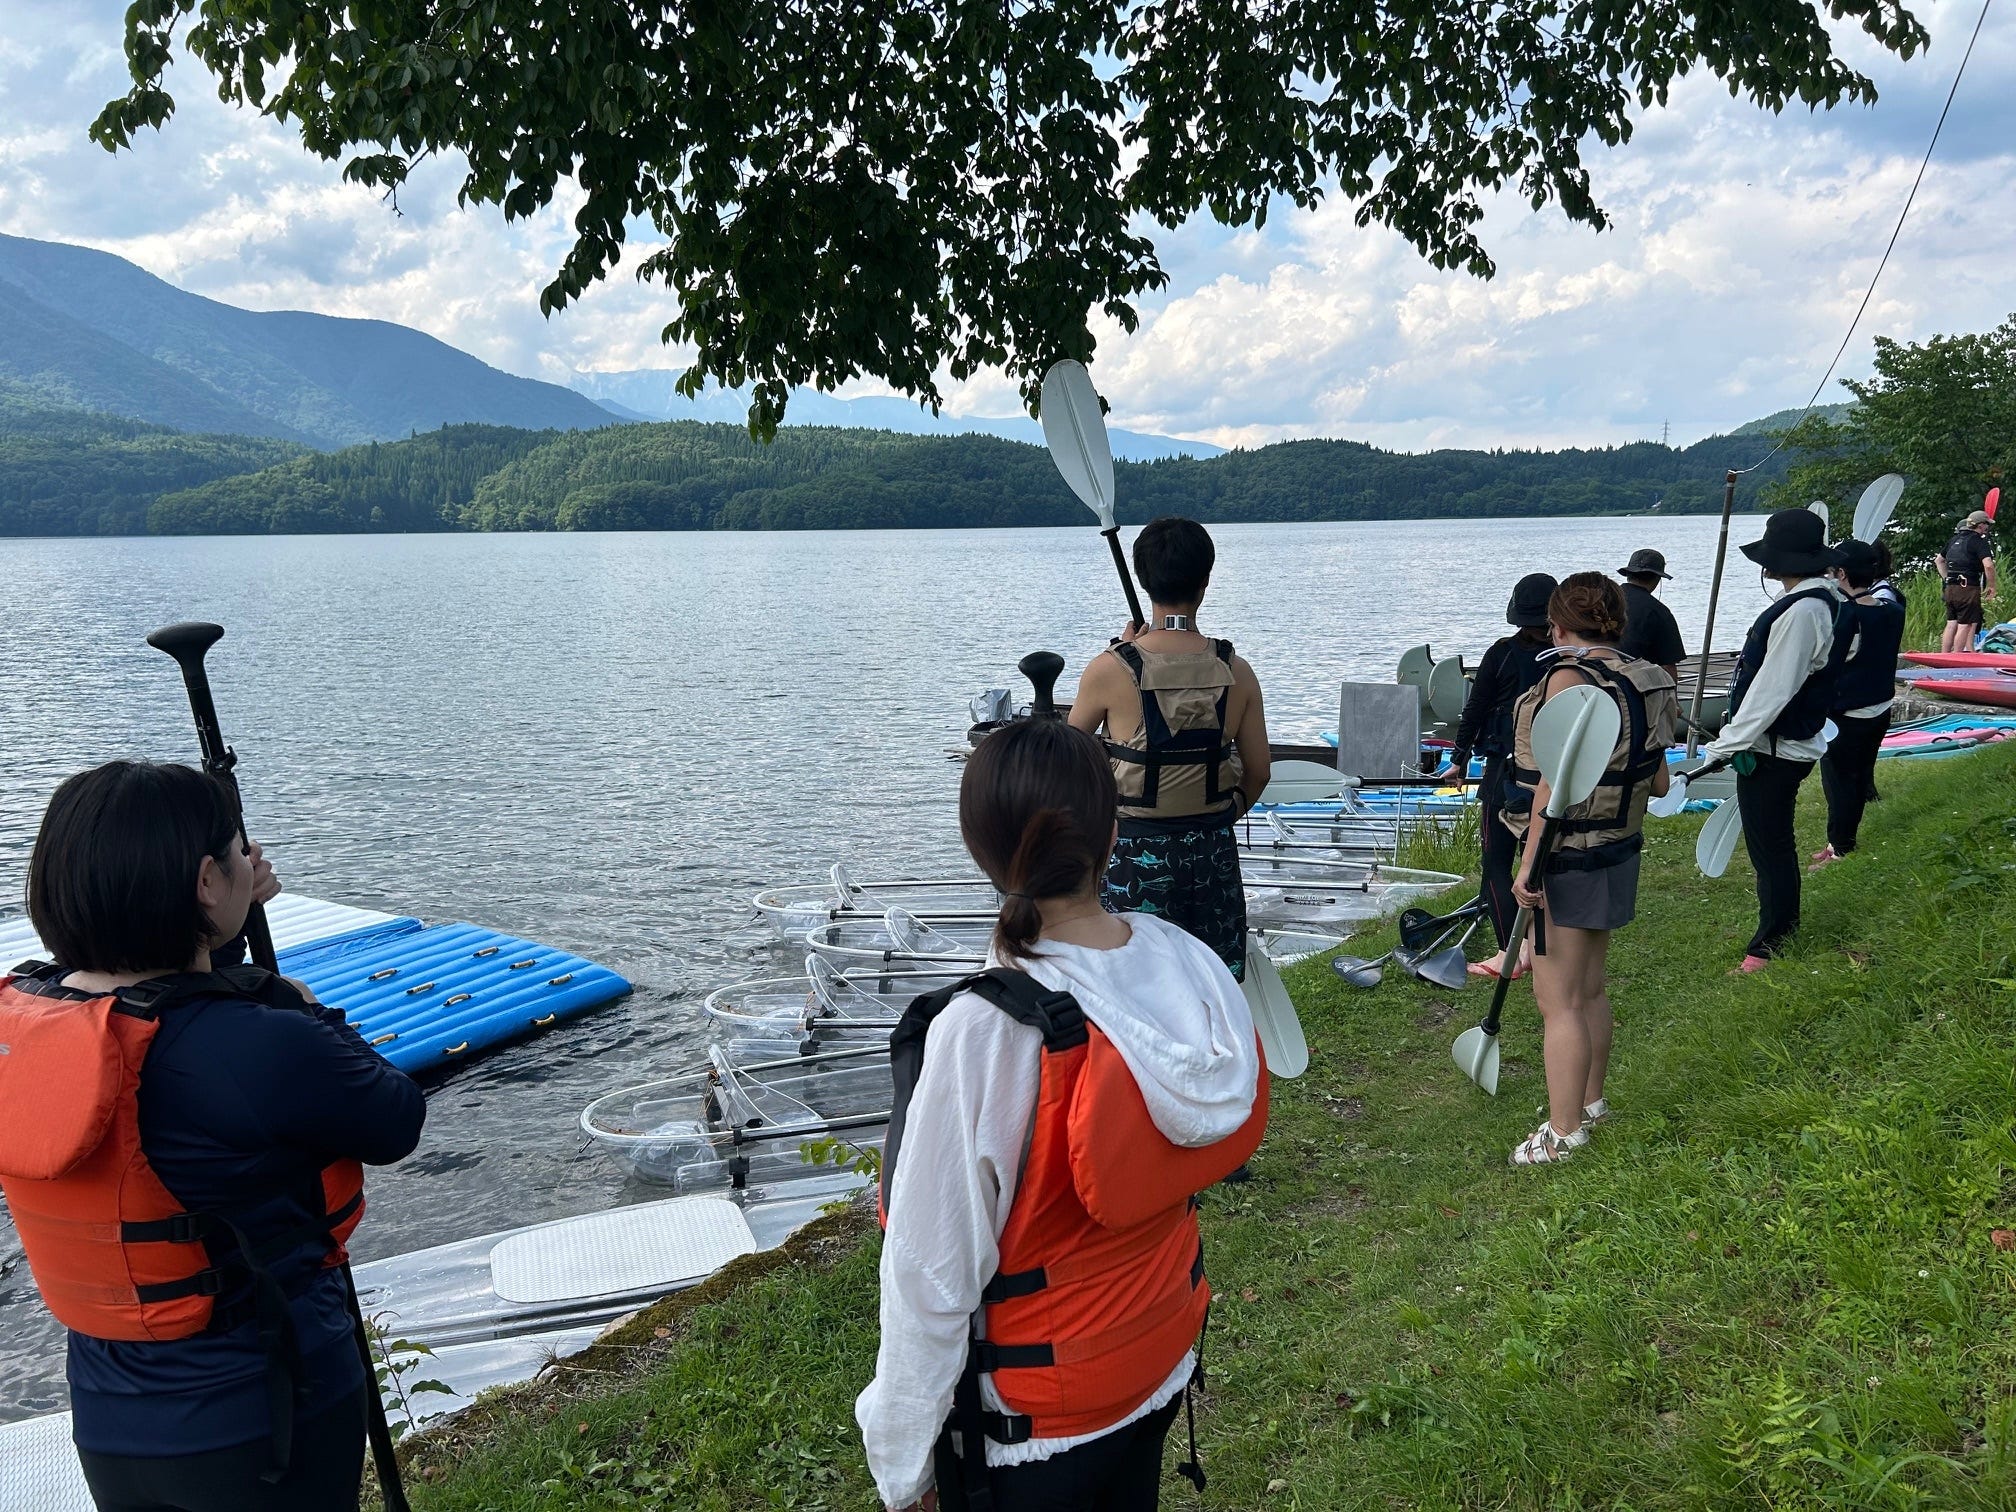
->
[1402,913,1485,990]
[1040,359,1145,629]
[1647,756,1728,819]
[1696,796,1744,878]
[1241,937,1310,1078]
[1852,474,1907,542]
[147,621,413,1512]
[1808,499,1830,542]
[1988,487,2001,523]
[1256,758,1347,805]
[1453,683,1621,1094]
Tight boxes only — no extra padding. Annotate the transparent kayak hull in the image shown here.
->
[751,870,1000,940]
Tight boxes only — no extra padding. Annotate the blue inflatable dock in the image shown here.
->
[0,895,630,1074]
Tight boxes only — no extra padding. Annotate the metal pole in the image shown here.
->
[1686,471,1738,757]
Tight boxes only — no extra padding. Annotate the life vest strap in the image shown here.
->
[981,1266,1048,1303]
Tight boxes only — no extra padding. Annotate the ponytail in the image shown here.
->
[959,720,1117,963]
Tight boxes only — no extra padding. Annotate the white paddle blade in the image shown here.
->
[1807,500,1830,543]
[1452,1025,1499,1095]
[1646,770,1690,819]
[1039,360,1116,529]
[1696,798,1744,878]
[1530,683,1623,813]
[1852,473,1906,542]
[1242,938,1309,1078]
[1257,759,1345,806]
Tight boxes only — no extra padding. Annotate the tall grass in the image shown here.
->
[1898,568,2013,650]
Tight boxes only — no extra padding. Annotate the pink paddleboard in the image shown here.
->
[1899,651,2016,671]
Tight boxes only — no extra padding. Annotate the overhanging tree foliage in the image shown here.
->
[94,0,1925,434]
[1766,315,2014,567]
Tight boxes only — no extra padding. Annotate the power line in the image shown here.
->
[1737,0,1996,476]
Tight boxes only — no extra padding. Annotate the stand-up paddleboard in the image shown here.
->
[0,893,630,1073]
[1899,651,2016,671]
[1914,677,2016,710]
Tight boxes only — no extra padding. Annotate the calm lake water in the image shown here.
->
[0,514,1767,1418]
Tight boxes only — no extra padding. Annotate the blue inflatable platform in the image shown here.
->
[0,894,630,1075]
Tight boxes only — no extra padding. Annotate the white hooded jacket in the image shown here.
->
[854,913,1261,1508]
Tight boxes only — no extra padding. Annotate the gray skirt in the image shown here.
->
[1542,848,1641,932]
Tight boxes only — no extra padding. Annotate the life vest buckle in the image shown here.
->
[166,1212,209,1246]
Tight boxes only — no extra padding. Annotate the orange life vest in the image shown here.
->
[881,969,1268,1452]
[0,961,365,1343]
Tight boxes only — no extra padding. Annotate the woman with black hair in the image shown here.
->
[857,719,1266,1512]
[0,761,424,1512]
[1443,571,1557,979]
[1812,538,1906,870]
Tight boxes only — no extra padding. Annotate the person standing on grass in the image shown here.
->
[1935,509,1997,653]
[858,718,1265,1512]
[1704,509,1843,972]
[1441,572,1556,980]
[1811,539,1906,871]
[1069,517,1270,979]
[1616,549,1686,681]
[1502,574,1676,1166]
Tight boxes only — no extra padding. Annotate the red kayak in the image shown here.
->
[1900,651,2016,670]
[1918,677,2016,709]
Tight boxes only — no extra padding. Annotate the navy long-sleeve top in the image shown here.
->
[63,974,425,1456]
[1451,632,1550,766]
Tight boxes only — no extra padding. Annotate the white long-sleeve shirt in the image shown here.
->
[855,914,1260,1509]
[1707,578,1840,764]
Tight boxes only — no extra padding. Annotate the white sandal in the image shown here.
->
[1583,1098,1609,1124]
[1510,1121,1589,1166]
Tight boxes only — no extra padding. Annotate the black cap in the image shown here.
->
[1741,508,1838,576]
[1832,538,1883,585]
[1618,548,1671,580]
[1506,573,1558,628]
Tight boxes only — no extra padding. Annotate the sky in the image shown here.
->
[1,1,2011,452]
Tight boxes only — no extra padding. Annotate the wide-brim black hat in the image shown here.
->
[1618,548,1671,579]
[1741,509,1838,576]
[1506,572,1558,628]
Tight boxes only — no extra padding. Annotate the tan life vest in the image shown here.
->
[1103,640,1244,822]
[1504,653,1678,860]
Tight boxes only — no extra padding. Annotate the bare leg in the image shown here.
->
[1529,944,1590,1138]
[1574,928,1614,1105]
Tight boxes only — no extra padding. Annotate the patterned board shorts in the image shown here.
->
[1102,822,1247,980]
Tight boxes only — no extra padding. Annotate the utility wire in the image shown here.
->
[1738,0,1996,475]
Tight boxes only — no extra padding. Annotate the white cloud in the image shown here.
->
[3,0,2012,450]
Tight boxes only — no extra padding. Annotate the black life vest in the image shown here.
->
[1831,588,1907,713]
[1727,586,1844,748]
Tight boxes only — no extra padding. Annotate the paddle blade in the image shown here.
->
[1530,683,1623,811]
[1408,945,1471,992]
[1852,473,1907,542]
[1329,954,1384,988]
[1039,360,1116,529]
[1242,939,1309,1078]
[1646,770,1690,819]
[1453,1025,1499,1094]
[1988,487,2001,523]
[1257,758,1345,806]
[1696,798,1744,878]
[1808,499,1830,543]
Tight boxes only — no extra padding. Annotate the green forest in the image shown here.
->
[2,390,1793,537]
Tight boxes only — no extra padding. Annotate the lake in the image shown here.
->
[0,513,1768,1417]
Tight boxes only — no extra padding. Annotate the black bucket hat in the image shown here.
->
[1618,548,1671,580]
[1506,572,1558,628]
[1741,508,1838,576]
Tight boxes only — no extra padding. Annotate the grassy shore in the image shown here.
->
[401,744,2016,1510]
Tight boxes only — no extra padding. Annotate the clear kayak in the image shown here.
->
[579,1042,893,1189]
[702,956,961,1041]
[751,863,1000,940]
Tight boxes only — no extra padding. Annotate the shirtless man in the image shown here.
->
[1068,517,1271,978]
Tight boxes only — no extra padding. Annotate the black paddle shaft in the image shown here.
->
[1478,816,1565,1038]
[1100,526,1146,629]
[146,622,276,973]
[144,621,412,1512]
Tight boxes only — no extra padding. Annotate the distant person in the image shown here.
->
[858,718,1264,1512]
[1442,572,1556,979]
[1069,517,1271,979]
[1811,539,1906,870]
[1616,549,1686,680]
[1704,510,1842,971]
[0,761,425,1512]
[1935,508,1997,652]
[1503,574,1676,1165]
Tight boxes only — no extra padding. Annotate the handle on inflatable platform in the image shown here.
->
[1019,651,1066,717]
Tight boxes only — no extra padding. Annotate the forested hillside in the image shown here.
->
[0,385,303,535]
[134,419,1785,537]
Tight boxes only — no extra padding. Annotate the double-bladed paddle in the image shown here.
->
[147,622,413,1512]
[1452,683,1621,1094]
[1040,359,1146,630]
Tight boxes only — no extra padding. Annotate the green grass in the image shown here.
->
[403,746,2016,1510]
